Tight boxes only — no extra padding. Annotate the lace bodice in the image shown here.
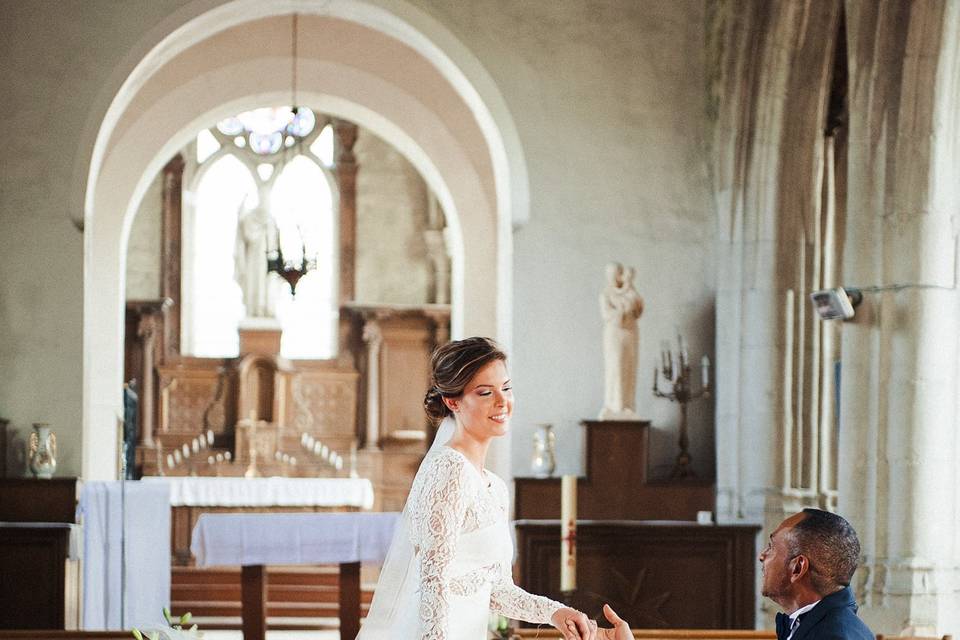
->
[406,447,563,639]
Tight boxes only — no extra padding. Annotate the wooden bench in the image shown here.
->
[171,565,373,628]
[511,630,776,640]
[0,634,131,640]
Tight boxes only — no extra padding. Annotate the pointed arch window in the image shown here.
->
[183,107,339,360]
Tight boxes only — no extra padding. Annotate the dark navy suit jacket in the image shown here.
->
[775,587,874,640]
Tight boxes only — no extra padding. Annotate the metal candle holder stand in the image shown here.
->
[653,335,710,479]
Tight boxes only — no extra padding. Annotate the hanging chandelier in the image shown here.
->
[266,230,316,296]
[213,14,315,155]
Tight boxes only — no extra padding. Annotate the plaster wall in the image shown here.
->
[0,0,189,476]
[354,130,433,304]
[126,172,163,300]
[410,1,716,477]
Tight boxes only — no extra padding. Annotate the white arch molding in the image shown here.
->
[80,2,528,480]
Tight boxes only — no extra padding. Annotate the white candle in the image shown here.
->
[560,474,577,592]
[701,355,710,388]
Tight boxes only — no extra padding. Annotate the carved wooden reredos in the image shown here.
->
[131,306,448,491]
[125,127,452,510]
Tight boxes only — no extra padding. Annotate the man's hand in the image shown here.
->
[597,604,632,640]
[550,606,597,640]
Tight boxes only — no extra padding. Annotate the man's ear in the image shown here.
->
[790,555,810,582]
[442,396,459,413]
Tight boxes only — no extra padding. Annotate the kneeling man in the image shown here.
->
[760,509,873,640]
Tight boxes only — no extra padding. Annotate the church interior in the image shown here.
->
[1,0,959,637]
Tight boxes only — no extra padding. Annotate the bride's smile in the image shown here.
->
[445,359,514,439]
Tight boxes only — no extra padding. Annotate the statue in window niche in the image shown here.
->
[234,198,278,318]
[599,262,645,420]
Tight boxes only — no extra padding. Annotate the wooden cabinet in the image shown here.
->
[514,423,759,628]
[515,520,760,628]
[0,479,81,630]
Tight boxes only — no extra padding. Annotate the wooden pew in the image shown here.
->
[511,630,777,640]
[0,634,131,640]
[170,565,373,627]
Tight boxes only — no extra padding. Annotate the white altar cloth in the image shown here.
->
[78,481,170,630]
[191,512,399,567]
[142,476,375,509]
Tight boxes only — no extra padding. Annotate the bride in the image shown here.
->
[358,337,598,640]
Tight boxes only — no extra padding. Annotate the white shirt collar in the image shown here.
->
[789,599,821,622]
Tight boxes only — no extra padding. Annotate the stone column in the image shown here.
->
[334,119,358,303]
[362,319,382,450]
[838,2,960,633]
[161,153,185,359]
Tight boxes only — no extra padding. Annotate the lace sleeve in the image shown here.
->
[489,560,564,624]
[409,452,468,639]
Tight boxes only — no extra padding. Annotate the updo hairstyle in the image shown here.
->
[423,337,507,424]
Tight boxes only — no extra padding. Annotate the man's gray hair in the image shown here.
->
[788,508,861,594]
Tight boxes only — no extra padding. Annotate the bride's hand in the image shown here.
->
[550,606,597,640]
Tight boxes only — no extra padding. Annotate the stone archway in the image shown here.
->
[81,2,526,480]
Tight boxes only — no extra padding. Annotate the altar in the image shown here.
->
[140,476,375,565]
[191,512,398,640]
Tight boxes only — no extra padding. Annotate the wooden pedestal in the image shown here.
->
[515,421,714,520]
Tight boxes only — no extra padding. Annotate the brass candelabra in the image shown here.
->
[653,335,710,479]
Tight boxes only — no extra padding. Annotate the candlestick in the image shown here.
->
[654,333,711,479]
[560,474,577,592]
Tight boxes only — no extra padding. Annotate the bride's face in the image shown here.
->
[448,359,513,440]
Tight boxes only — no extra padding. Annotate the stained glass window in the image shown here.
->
[312,123,334,167]
[216,107,317,156]
[187,106,337,359]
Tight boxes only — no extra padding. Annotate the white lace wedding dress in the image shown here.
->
[360,444,563,639]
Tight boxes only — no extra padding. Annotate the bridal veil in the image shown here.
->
[355,416,456,638]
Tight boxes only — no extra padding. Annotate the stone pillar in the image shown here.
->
[334,119,358,303]
[362,319,382,450]
[161,153,185,359]
[838,2,960,634]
